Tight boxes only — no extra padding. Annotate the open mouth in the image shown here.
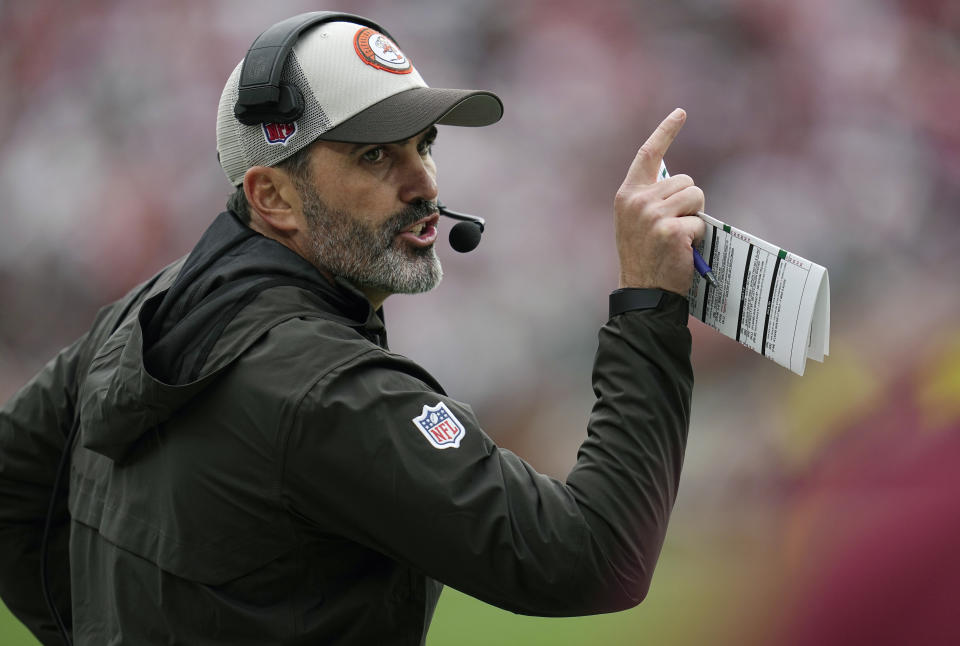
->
[397,213,440,247]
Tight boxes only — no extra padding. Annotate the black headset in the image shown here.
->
[233,11,391,125]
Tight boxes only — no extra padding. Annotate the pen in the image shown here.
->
[692,246,718,288]
[659,161,718,289]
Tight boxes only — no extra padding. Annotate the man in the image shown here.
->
[0,12,705,646]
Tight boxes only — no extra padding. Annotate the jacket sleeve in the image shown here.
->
[0,296,145,644]
[0,333,90,644]
[281,292,693,616]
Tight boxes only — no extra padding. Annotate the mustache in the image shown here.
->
[386,199,438,233]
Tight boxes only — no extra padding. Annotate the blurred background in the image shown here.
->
[2,0,958,644]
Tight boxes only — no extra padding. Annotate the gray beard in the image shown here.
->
[300,185,443,295]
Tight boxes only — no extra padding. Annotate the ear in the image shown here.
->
[243,166,303,236]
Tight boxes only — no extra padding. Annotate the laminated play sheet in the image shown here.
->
[661,162,830,375]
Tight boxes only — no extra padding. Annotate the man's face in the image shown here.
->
[294,126,443,300]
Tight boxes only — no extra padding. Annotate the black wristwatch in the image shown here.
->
[609,287,665,318]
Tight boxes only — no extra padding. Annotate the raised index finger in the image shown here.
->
[623,108,686,187]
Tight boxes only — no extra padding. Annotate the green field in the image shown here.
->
[0,540,764,645]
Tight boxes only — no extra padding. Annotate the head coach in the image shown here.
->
[0,10,705,646]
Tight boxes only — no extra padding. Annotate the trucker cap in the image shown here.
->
[216,17,504,185]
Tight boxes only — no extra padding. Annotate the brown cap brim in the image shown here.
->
[315,87,503,144]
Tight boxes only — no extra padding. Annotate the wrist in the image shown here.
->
[618,271,656,290]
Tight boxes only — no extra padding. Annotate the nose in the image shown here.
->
[397,149,438,205]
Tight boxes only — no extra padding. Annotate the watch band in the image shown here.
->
[609,287,665,318]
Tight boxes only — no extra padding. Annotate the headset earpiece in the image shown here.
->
[233,11,392,126]
[235,82,305,125]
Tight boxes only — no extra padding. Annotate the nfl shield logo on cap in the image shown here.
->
[412,402,465,449]
[262,122,298,145]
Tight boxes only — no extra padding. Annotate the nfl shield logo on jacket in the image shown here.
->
[411,402,465,449]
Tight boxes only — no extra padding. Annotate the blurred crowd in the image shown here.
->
[2,0,958,643]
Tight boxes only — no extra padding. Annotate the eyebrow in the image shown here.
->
[349,125,438,154]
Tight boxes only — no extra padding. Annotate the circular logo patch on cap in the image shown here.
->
[354,28,412,74]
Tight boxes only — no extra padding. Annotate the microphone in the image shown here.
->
[437,203,485,253]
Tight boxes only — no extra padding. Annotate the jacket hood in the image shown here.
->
[79,211,384,463]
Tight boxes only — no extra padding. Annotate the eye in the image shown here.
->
[362,147,385,163]
[418,138,435,156]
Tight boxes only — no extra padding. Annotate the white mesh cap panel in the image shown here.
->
[216,61,246,185]
[216,53,333,186]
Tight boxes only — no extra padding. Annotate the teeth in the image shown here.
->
[410,223,424,235]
